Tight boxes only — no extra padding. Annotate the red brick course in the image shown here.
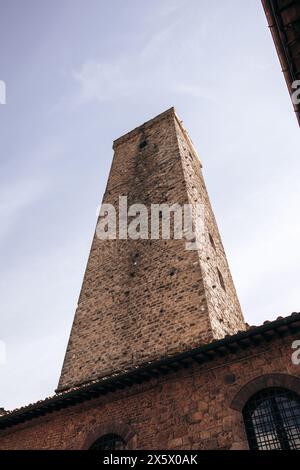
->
[0,335,299,450]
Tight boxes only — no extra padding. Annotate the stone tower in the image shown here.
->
[57,108,245,392]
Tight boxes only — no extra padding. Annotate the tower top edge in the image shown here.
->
[112,107,202,165]
[113,107,176,148]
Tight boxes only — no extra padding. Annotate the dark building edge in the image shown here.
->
[262,0,300,125]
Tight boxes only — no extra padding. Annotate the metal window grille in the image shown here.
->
[89,433,126,450]
[243,387,300,450]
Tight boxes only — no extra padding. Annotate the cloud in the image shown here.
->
[69,4,222,110]
[0,233,88,409]
[71,20,182,106]
[0,179,47,241]
[155,0,187,18]
[224,173,300,325]
[0,138,66,243]
[139,22,180,63]
[172,83,218,103]
[72,59,134,104]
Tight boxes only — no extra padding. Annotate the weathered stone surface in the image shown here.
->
[58,108,245,392]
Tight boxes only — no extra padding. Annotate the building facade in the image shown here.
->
[0,108,299,450]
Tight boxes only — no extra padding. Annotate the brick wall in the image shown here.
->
[0,335,298,450]
[57,108,245,392]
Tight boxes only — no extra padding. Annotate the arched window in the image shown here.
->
[243,387,300,450]
[89,433,126,450]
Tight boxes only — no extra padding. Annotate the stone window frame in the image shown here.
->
[231,373,300,412]
[243,386,300,449]
[81,422,136,450]
[228,373,300,450]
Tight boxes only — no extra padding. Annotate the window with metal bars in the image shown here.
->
[243,387,300,450]
[89,433,126,450]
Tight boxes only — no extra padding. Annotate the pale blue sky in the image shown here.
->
[0,0,299,410]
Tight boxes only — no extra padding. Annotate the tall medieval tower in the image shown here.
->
[57,108,245,392]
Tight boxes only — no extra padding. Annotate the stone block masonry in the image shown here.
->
[57,108,245,392]
[0,331,299,450]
